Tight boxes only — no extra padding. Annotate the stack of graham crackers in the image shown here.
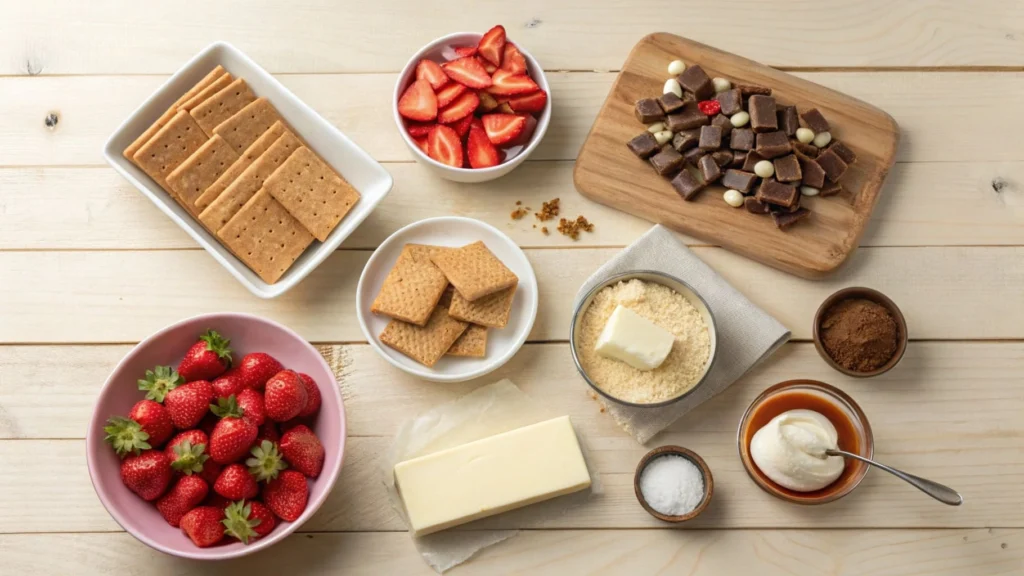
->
[124,66,361,284]
[371,241,519,367]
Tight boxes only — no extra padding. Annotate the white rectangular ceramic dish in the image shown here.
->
[104,41,393,298]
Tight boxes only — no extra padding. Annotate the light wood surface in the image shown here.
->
[2,1,1023,573]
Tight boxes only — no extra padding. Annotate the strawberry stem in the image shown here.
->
[210,395,244,419]
[246,440,288,482]
[222,500,260,544]
[170,440,209,475]
[136,365,183,403]
[103,416,151,458]
[200,329,233,366]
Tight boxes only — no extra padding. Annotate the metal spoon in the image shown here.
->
[826,449,963,506]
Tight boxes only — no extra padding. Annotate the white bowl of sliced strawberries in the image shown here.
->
[393,26,551,182]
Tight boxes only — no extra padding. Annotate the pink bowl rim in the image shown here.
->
[84,312,347,560]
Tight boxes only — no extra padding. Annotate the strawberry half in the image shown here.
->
[427,124,464,168]
[452,45,477,58]
[467,120,500,169]
[481,113,527,146]
[441,57,492,89]
[412,135,430,155]
[397,79,438,122]
[448,114,474,140]
[508,89,548,114]
[487,68,539,96]
[414,59,448,90]
[477,57,497,74]
[501,43,528,74]
[437,91,479,124]
[435,82,467,108]
[177,330,232,382]
[405,122,435,139]
[477,25,506,67]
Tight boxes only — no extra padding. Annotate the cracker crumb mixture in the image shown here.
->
[508,198,593,239]
[578,279,711,404]
[535,197,560,221]
[557,215,594,240]
[510,205,530,220]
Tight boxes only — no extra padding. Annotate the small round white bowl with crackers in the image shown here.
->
[356,216,538,382]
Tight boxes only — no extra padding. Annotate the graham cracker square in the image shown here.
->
[371,244,449,326]
[446,324,488,357]
[166,134,240,214]
[429,241,518,302]
[263,147,360,242]
[194,121,287,212]
[214,97,284,155]
[190,77,256,136]
[133,110,209,192]
[379,306,468,367]
[178,72,233,112]
[449,285,516,328]
[217,188,314,284]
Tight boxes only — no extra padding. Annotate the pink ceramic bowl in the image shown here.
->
[85,313,346,560]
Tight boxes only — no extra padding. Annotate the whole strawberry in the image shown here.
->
[203,492,234,510]
[164,380,214,429]
[264,370,308,422]
[237,352,283,391]
[223,500,276,543]
[213,463,259,500]
[136,365,184,403]
[120,450,172,501]
[235,389,265,426]
[156,475,209,527]
[246,440,288,482]
[177,329,233,382]
[211,368,247,400]
[280,425,325,478]
[128,400,173,447]
[180,506,226,547]
[263,469,309,522]
[165,431,221,485]
[255,422,280,446]
[209,401,258,464]
[296,373,322,419]
[103,416,152,459]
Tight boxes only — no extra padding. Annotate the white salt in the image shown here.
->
[638,454,705,516]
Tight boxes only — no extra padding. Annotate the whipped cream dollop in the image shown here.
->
[750,409,845,492]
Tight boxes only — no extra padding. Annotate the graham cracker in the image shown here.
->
[213,97,284,154]
[371,244,449,326]
[449,285,516,328]
[190,77,256,136]
[446,324,488,357]
[132,110,209,192]
[429,241,519,302]
[194,121,288,212]
[263,147,360,242]
[198,130,302,232]
[379,307,468,367]
[178,72,234,112]
[217,188,314,284]
[166,135,240,214]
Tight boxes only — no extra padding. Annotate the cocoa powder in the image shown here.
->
[819,298,898,372]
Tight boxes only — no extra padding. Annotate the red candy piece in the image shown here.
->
[697,100,721,116]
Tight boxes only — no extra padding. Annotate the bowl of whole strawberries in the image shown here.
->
[394,25,551,182]
[85,313,345,559]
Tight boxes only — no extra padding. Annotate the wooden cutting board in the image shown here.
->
[574,33,899,279]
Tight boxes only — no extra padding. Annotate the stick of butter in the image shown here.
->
[394,415,592,536]
[594,305,675,371]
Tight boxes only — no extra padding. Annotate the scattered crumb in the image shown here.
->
[541,226,549,235]
[532,224,536,228]
[535,197,560,221]
[557,215,594,240]
[510,206,529,220]
[515,200,522,205]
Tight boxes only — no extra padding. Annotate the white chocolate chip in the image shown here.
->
[730,111,750,127]
[723,189,744,207]
[795,127,815,144]
[812,131,832,147]
[800,186,820,197]
[667,60,686,75]
[712,77,732,93]
[754,160,775,178]
[653,130,673,146]
[647,122,666,134]
[663,78,683,98]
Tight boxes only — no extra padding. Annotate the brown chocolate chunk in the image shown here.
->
[712,149,733,167]
[715,89,743,116]
[730,151,747,169]
[677,65,714,100]
[800,108,830,133]
[711,114,734,138]
[771,197,801,213]
[798,155,827,188]
[671,129,700,152]
[649,146,685,176]
[737,84,772,97]
[721,169,758,193]
[772,207,810,230]
[756,178,799,208]
[658,92,686,114]
[748,95,778,133]
[699,125,722,151]
[776,105,799,136]
[682,146,705,165]
[698,155,722,183]
[665,103,711,131]
[742,151,765,172]
[744,197,770,214]
[829,140,858,164]
[820,182,843,197]
[627,132,660,159]
[792,141,819,158]
[815,148,849,182]
[635,98,664,124]
[755,131,792,159]
[671,169,706,200]
[773,154,802,183]
[729,128,755,151]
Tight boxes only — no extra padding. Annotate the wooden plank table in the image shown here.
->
[1,1,1022,573]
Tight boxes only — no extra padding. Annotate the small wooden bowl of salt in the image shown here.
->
[634,445,713,523]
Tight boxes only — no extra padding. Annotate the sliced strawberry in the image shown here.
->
[477,57,497,74]
[507,89,548,114]
[481,113,527,146]
[467,121,500,169]
[497,102,515,114]
[406,122,435,138]
[477,25,506,67]
[506,114,538,148]
[448,114,474,140]
[397,79,438,122]
[501,43,528,74]
[442,57,492,89]
[412,135,430,155]
[453,46,477,58]
[437,91,479,124]
[415,59,448,90]
[435,82,467,108]
[487,69,539,96]
[427,124,464,168]
[476,91,500,113]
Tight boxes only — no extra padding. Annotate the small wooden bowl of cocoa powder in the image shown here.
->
[813,287,907,378]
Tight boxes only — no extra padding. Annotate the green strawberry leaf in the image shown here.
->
[137,365,183,403]
[103,416,152,459]
[222,500,260,544]
[169,440,209,474]
[210,395,244,419]
[200,329,233,366]
[246,440,287,482]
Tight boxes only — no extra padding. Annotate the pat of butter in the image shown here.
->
[394,416,592,536]
[594,305,675,371]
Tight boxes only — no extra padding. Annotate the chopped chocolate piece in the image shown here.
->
[729,151,747,169]
[798,155,827,188]
[711,149,733,167]
[792,141,819,158]
[744,197,771,214]
[755,131,792,159]
[815,148,849,182]
[635,98,665,124]
[776,105,799,136]
[671,129,701,152]
[671,169,706,200]
[772,207,810,230]
[742,150,765,172]
[729,128,755,151]
[665,103,711,132]
[737,84,772,97]
[820,181,843,197]
[627,132,660,159]
[698,155,722,183]
[711,114,733,138]
[773,154,802,183]
[658,92,686,114]
[770,196,801,213]
[722,169,758,193]
[677,65,714,100]
[829,140,858,164]
[682,145,705,166]
[699,125,722,151]
[748,95,778,133]
[649,146,685,176]
[715,88,743,116]
[800,108,830,133]
[756,178,799,208]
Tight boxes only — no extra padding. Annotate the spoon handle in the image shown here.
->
[829,450,963,506]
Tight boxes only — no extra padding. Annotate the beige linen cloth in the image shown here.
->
[573,225,790,444]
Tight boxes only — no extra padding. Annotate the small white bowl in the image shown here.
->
[104,41,393,299]
[355,217,538,382]
[392,32,552,183]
